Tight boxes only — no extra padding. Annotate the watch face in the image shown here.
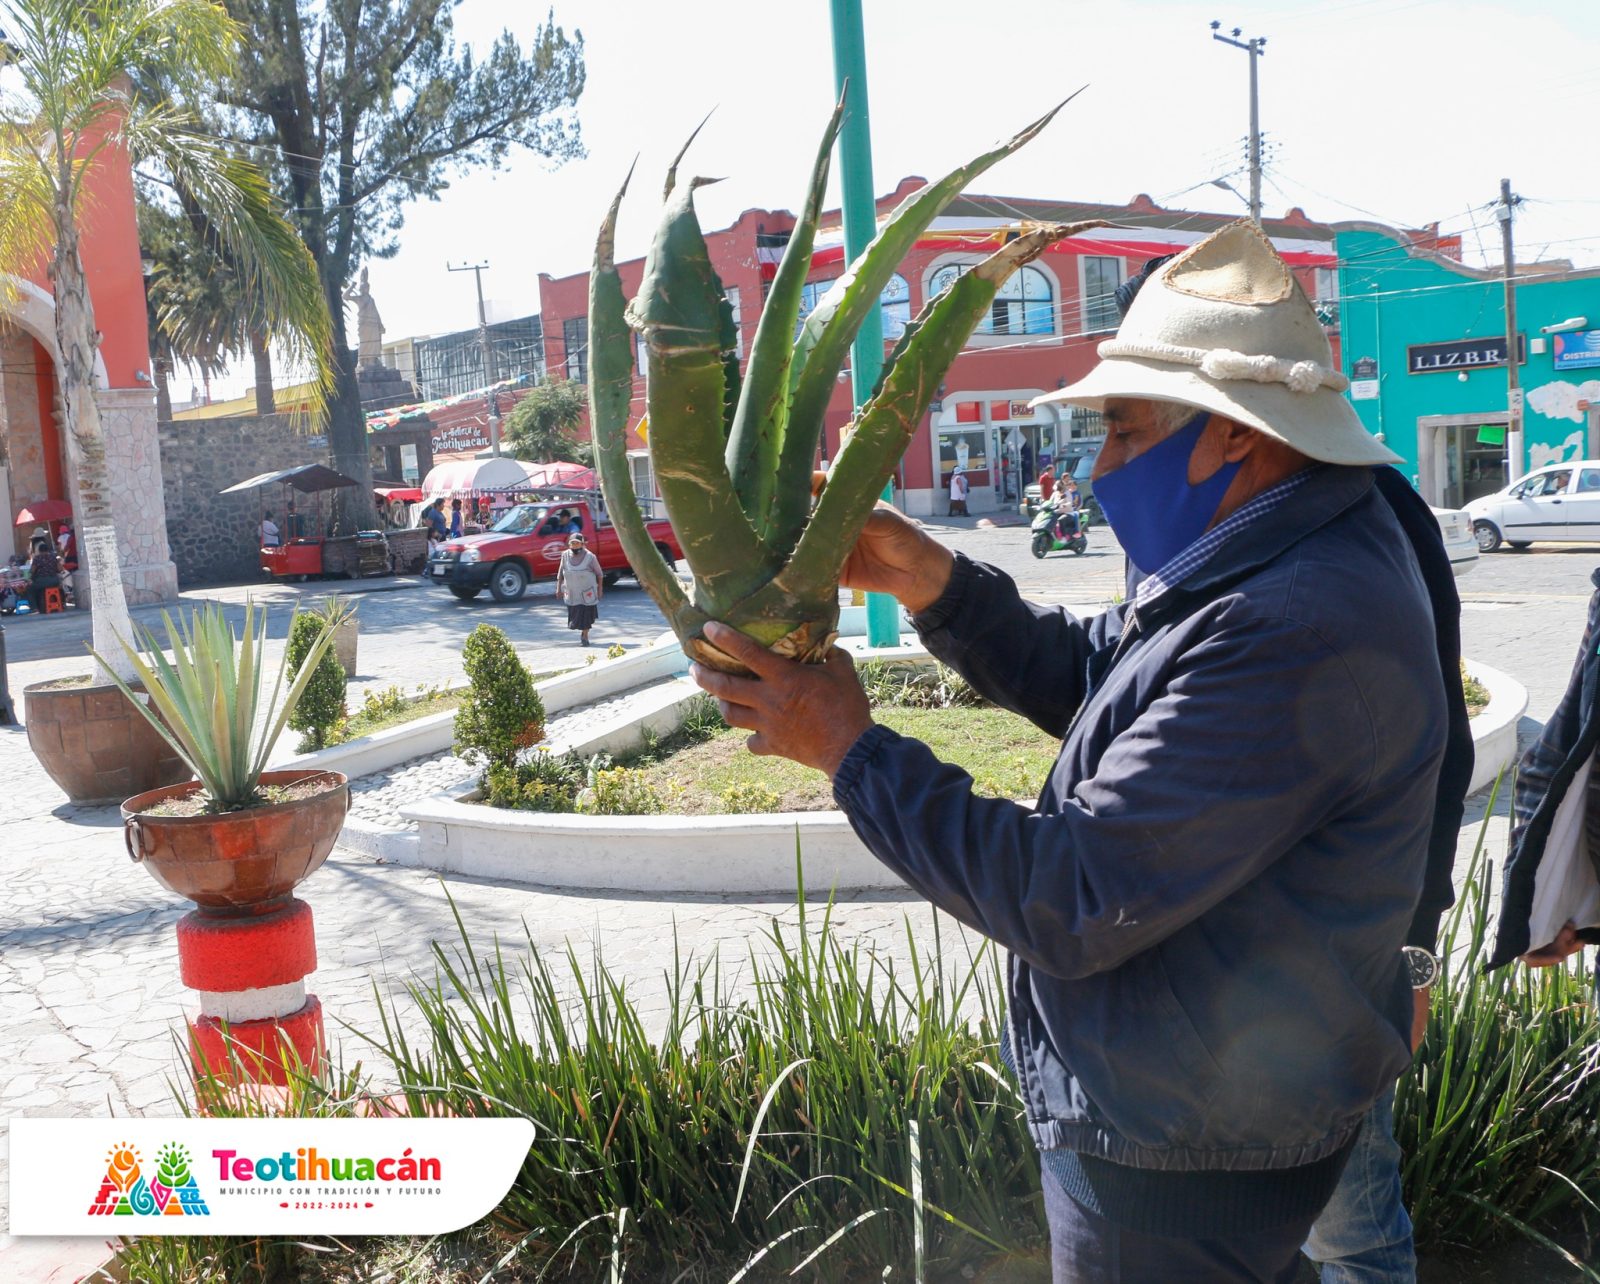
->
[1403,947,1439,990]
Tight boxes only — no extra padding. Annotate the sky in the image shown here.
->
[209,0,1600,397]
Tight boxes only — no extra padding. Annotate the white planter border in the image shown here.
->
[1463,658,1527,797]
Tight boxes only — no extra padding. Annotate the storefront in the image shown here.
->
[927,390,1105,515]
[1335,221,1600,507]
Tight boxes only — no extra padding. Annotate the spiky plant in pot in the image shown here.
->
[589,96,1102,672]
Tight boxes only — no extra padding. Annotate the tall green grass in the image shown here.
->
[118,808,1598,1282]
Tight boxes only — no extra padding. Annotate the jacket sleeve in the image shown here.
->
[910,553,1098,739]
[1372,468,1469,952]
[834,616,1378,979]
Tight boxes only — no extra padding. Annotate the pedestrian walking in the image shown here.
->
[948,469,969,516]
[556,532,602,646]
[691,221,1464,1282]
[449,498,464,538]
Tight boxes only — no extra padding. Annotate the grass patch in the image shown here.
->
[1462,661,1490,719]
[635,705,1057,814]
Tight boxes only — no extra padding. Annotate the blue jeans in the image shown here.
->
[1302,1087,1416,1282]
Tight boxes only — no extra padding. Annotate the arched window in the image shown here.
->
[928,262,1055,336]
[881,273,910,339]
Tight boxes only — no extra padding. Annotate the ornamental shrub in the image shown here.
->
[286,611,346,750]
[483,749,585,812]
[455,625,545,771]
[718,781,779,814]
[578,765,666,815]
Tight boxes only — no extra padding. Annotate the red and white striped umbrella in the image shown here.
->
[420,457,533,497]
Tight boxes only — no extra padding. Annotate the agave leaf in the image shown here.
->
[767,91,1084,553]
[662,110,714,202]
[723,96,845,535]
[717,290,741,442]
[627,176,779,612]
[755,223,1095,616]
[587,167,706,640]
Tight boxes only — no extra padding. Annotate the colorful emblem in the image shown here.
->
[88,1142,209,1217]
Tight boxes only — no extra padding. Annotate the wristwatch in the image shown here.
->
[1402,946,1439,990]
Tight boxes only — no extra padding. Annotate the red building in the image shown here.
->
[538,182,1340,516]
[0,116,177,597]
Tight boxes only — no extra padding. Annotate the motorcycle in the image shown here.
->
[1031,497,1089,558]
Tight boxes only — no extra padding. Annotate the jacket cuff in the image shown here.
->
[909,552,980,634]
[832,723,900,807]
[1405,911,1444,955]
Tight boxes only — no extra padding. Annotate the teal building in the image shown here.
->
[1334,222,1600,508]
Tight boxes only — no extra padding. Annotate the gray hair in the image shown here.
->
[1144,400,1205,433]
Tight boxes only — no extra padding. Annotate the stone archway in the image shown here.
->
[2,273,177,601]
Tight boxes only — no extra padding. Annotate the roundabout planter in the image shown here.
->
[1463,658,1527,796]
[122,768,349,1085]
[24,679,190,804]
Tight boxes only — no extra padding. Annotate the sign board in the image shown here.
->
[1406,334,1525,374]
[430,421,492,454]
[1553,328,1600,371]
[1350,380,1379,400]
[1508,388,1524,412]
[1008,401,1037,419]
[1351,357,1379,380]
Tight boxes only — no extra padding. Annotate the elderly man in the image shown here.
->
[694,222,1468,1281]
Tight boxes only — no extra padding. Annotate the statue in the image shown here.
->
[346,268,385,370]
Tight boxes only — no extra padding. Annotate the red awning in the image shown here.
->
[13,500,71,526]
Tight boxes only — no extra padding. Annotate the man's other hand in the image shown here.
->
[813,472,954,614]
[690,622,873,778]
[1521,921,1584,968]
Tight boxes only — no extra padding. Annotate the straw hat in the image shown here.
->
[1033,220,1399,466]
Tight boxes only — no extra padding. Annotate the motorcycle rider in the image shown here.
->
[1054,476,1083,543]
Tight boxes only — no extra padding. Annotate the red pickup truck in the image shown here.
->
[425,496,683,603]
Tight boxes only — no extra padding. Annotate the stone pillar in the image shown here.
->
[91,387,179,603]
[177,897,326,1085]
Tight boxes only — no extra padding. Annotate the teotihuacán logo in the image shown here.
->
[88,1141,210,1217]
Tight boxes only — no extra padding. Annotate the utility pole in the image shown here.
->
[1496,179,1524,483]
[1210,21,1267,223]
[449,261,502,457]
[829,0,897,646]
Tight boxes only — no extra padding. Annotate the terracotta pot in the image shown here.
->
[25,680,191,805]
[333,615,358,678]
[121,769,349,914]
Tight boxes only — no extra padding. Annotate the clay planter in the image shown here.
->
[25,680,191,805]
[332,615,359,678]
[121,769,349,914]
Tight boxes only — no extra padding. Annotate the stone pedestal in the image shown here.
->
[357,364,415,415]
[177,897,326,1085]
[94,387,179,603]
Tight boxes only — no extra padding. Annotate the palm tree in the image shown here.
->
[0,0,331,680]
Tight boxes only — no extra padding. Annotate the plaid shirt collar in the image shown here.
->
[1133,468,1316,609]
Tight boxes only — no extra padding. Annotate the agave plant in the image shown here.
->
[589,97,1102,671]
[91,601,339,810]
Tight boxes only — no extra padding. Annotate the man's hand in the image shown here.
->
[1521,921,1584,968]
[814,472,954,614]
[689,622,873,778]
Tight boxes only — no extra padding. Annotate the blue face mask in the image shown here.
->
[1092,410,1241,574]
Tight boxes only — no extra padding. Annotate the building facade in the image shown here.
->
[538,181,1341,515]
[0,127,177,599]
[1335,221,1600,508]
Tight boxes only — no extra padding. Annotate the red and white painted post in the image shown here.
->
[176,897,325,1085]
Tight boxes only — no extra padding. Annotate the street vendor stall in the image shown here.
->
[222,464,427,579]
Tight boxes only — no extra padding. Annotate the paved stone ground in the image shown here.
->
[0,530,1593,1247]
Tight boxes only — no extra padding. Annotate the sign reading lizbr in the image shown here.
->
[1407,334,1525,374]
[10,1118,533,1235]
[1553,329,1600,372]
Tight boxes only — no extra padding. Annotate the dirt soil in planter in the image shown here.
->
[136,776,341,818]
[638,706,1060,815]
[32,673,95,690]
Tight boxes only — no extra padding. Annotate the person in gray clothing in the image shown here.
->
[692,222,1459,1281]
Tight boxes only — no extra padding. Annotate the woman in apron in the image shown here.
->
[556,532,603,646]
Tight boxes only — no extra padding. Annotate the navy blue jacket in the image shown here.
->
[834,465,1451,1172]
[1492,567,1600,968]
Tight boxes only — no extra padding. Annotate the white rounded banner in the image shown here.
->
[9,1117,535,1235]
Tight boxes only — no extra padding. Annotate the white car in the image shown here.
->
[1465,461,1600,552]
[1431,506,1478,577]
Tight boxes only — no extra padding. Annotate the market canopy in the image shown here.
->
[521,461,595,491]
[13,500,71,526]
[374,485,424,502]
[220,464,361,495]
[420,456,533,497]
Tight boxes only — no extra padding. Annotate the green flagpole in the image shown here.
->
[828,0,900,647]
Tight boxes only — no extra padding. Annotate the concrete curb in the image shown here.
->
[1463,657,1528,796]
